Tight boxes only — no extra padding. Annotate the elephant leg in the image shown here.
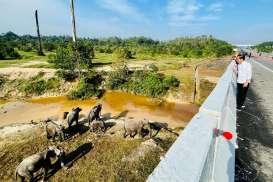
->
[123,131,128,138]
[131,131,137,138]
[42,167,49,181]
[150,129,153,138]
[152,130,160,138]
[18,174,25,182]
[102,121,106,132]
[25,170,33,182]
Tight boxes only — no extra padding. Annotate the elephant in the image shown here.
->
[67,107,82,128]
[87,104,102,126]
[15,146,65,182]
[123,119,150,138]
[63,112,69,120]
[45,119,66,142]
[148,122,179,138]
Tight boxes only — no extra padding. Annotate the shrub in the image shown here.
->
[48,43,76,70]
[24,79,47,95]
[68,72,103,99]
[141,73,167,97]
[163,75,180,88]
[49,41,94,71]
[125,73,168,97]
[46,77,61,90]
[106,65,130,90]
[0,43,21,60]
[31,71,45,81]
[146,64,159,72]
[105,65,180,98]
[56,70,78,82]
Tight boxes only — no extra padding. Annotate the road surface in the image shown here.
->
[235,57,273,182]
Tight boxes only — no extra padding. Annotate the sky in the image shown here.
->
[0,0,273,45]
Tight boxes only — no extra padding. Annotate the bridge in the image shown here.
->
[147,54,273,182]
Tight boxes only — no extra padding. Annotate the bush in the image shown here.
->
[106,65,130,90]
[48,43,76,70]
[46,77,61,90]
[68,72,103,99]
[49,41,94,71]
[0,43,21,60]
[146,64,159,72]
[105,64,180,97]
[56,70,78,82]
[163,75,180,88]
[24,79,47,95]
[141,73,167,97]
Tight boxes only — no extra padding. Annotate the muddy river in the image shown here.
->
[0,91,198,127]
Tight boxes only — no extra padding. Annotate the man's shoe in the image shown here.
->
[236,107,242,111]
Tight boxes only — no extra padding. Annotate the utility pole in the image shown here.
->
[193,65,200,103]
[35,10,44,56]
[70,0,81,77]
[70,0,77,44]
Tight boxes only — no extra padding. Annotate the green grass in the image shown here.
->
[93,52,114,64]
[0,50,51,68]
[22,63,55,69]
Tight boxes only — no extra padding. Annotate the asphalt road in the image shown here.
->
[235,58,273,182]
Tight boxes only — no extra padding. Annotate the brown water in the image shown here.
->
[0,91,198,127]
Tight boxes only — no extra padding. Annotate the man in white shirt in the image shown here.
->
[233,52,252,109]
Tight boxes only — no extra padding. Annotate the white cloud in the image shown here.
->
[207,3,223,12]
[97,0,147,22]
[167,0,220,27]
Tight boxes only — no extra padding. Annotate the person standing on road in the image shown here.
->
[233,53,252,109]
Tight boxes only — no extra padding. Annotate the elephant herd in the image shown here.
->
[15,103,178,181]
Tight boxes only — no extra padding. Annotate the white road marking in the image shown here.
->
[252,59,273,74]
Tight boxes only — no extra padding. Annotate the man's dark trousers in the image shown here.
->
[237,83,249,108]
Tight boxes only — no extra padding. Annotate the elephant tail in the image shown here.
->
[15,168,18,181]
[164,127,179,136]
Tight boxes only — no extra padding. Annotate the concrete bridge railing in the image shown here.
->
[148,63,237,182]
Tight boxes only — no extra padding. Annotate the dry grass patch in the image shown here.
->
[0,126,177,182]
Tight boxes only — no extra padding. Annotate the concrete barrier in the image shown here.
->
[148,63,237,182]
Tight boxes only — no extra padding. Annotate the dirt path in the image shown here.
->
[0,67,56,79]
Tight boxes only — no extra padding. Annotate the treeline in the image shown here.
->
[0,31,233,60]
[253,41,273,53]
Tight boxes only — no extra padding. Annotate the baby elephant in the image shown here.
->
[123,119,149,138]
[15,146,65,182]
[67,107,82,128]
[45,119,66,142]
[149,122,179,138]
[87,104,102,126]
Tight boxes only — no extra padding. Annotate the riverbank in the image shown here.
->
[0,91,198,128]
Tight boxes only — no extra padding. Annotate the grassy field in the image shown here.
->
[0,50,230,104]
[0,51,51,68]
[0,126,177,182]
